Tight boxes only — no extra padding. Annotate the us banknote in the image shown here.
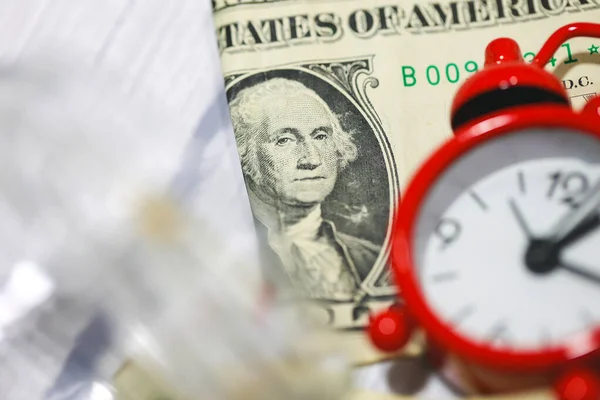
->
[211,0,600,364]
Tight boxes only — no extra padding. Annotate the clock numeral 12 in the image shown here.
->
[547,170,589,208]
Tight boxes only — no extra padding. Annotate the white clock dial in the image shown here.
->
[413,128,600,352]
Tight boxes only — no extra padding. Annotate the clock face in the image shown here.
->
[413,127,600,352]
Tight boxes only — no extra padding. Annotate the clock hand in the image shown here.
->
[510,198,600,277]
[508,198,532,238]
[544,177,600,244]
[509,198,556,274]
[556,213,600,248]
[507,197,600,246]
[558,260,600,287]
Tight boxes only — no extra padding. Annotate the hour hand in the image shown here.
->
[556,213,600,249]
[544,176,600,244]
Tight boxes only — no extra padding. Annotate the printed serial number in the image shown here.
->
[401,42,599,88]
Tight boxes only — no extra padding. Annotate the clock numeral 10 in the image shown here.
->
[547,170,589,208]
[435,218,461,250]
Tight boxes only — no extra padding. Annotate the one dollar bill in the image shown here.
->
[211,0,600,365]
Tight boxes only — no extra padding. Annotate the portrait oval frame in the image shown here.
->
[225,58,399,296]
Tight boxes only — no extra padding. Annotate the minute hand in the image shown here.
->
[546,177,600,243]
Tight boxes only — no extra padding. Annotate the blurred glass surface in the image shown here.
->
[0,4,352,400]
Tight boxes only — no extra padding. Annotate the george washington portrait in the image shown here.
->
[228,74,390,302]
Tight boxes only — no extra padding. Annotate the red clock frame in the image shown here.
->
[392,100,600,372]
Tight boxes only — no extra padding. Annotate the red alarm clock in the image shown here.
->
[368,23,600,400]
